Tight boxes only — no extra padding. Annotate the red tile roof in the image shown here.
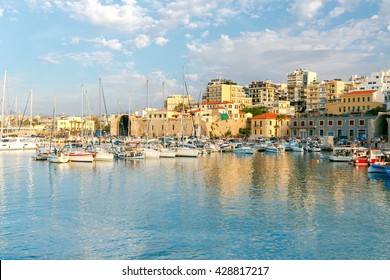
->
[252,113,279,119]
[344,90,376,96]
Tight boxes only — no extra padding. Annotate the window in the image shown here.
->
[362,97,365,102]
[319,120,324,126]
[349,129,354,137]
[358,97,360,102]
[301,121,305,126]
[293,121,297,126]
[260,121,262,126]
[368,97,371,101]
[337,120,342,126]
[319,129,324,136]
[309,121,314,126]
[328,120,333,126]
[349,120,355,126]
[359,120,365,126]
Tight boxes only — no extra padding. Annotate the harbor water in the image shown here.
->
[1,150,390,260]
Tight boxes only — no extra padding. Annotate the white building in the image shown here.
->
[358,69,390,106]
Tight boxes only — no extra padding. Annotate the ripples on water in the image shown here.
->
[0,151,390,260]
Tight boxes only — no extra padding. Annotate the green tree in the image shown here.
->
[241,106,267,117]
[366,106,386,115]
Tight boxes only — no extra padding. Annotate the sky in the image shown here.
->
[0,0,390,116]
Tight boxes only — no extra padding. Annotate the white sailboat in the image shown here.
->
[47,100,69,163]
[142,79,160,159]
[0,74,39,151]
[159,81,176,158]
[176,70,199,158]
[93,78,114,161]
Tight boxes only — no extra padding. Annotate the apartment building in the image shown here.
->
[287,68,317,113]
[326,90,385,115]
[248,80,276,106]
[203,78,252,108]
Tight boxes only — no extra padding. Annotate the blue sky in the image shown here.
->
[0,0,389,116]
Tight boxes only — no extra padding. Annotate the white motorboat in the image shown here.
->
[329,146,368,162]
[233,144,256,154]
[0,137,38,151]
[265,143,285,153]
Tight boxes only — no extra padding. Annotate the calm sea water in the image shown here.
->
[0,150,389,260]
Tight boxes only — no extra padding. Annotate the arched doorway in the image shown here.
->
[375,114,389,140]
[118,115,131,137]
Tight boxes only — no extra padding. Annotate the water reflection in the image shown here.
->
[1,151,390,259]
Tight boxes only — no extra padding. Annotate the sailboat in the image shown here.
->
[159,81,176,158]
[0,73,39,151]
[175,70,199,158]
[91,78,114,161]
[47,99,70,163]
[141,79,160,159]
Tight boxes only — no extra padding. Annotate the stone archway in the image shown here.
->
[117,114,131,137]
[375,113,389,140]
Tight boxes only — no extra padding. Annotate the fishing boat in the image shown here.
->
[367,161,390,173]
[329,146,368,162]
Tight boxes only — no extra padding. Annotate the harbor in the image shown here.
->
[1,149,390,260]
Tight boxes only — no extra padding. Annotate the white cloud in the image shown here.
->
[133,34,150,49]
[186,10,390,83]
[155,37,168,46]
[92,38,122,51]
[0,8,4,17]
[60,0,155,33]
[329,6,345,18]
[38,52,62,64]
[288,0,324,20]
[65,51,114,67]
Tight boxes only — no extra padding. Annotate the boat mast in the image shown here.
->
[99,78,102,144]
[146,79,149,142]
[0,70,6,139]
[181,67,185,143]
[162,81,166,147]
[30,89,33,136]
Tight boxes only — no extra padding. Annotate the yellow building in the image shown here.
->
[326,90,385,114]
[164,94,195,111]
[251,113,290,138]
[56,117,95,132]
[203,78,252,108]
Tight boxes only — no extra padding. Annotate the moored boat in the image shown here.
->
[48,152,70,163]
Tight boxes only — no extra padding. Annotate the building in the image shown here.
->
[203,78,252,108]
[56,117,95,134]
[289,115,377,140]
[287,68,317,113]
[164,94,195,111]
[356,69,390,110]
[326,90,384,115]
[251,113,290,138]
[248,80,277,106]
